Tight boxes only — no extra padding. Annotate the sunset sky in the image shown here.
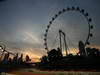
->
[0,0,100,60]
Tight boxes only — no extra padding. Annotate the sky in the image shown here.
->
[0,0,100,59]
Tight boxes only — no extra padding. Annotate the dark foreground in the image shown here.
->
[6,69,100,75]
[39,55,100,71]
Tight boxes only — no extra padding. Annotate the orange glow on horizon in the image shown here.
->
[22,48,42,62]
[6,45,100,62]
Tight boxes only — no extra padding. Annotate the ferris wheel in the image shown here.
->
[44,6,93,55]
[0,42,15,60]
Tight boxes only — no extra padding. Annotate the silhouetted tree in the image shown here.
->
[12,53,18,64]
[8,58,12,64]
[25,55,31,62]
[86,47,100,57]
[18,53,23,63]
[2,52,9,64]
[41,56,48,64]
[48,49,63,62]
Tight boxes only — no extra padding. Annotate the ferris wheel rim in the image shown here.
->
[44,6,93,53]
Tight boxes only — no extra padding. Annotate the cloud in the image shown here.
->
[0,0,6,2]
[0,0,99,58]
[23,31,40,44]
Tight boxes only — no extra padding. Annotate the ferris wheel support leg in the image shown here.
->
[59,30,62,52]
